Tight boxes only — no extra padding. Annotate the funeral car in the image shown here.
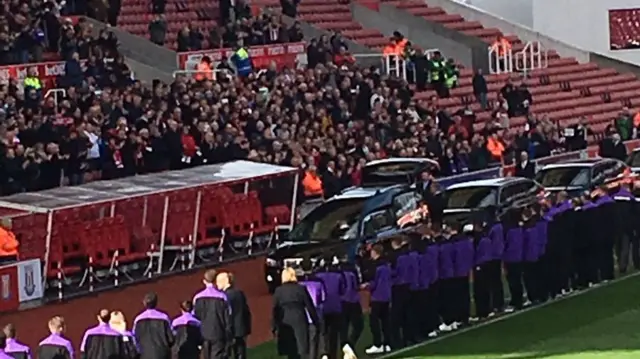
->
[441,177,545,225]
[535,158,629,197]
[263,158,439,292]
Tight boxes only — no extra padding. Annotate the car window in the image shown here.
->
[287,198,366,241]
[443,186,498,209]
[499,184,520,203]
[535,167,590,187]
[361,210,394,237]
[627,151,640,168]
[392,191,422,218]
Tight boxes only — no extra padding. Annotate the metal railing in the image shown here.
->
[515,41,549,77]
[172,69,234,82]
[489,42,513,74]
[44,89,66,107]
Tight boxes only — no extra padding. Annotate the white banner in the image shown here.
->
[17,259,43,302]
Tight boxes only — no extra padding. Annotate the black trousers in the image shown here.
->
[230,337,246,359]
[473,263,492,318]
[505,262,524,308]
[451,276,470,323]
[202,340,228,359]
[369,301,391,347]
[599,239,615,281]
[438,278,456,325]
[522,261,540,302]
[488,260,505,311]
[340,301,364,347]
[390,284,411,348]
[309,323,322,359]
[573,245,593,288]
[406,289,424,344]
[323,313,343,359]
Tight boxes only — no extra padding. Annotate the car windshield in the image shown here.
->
[286,198,366,241]
[362,210,395,237]
[535,167,590,187]
[442,186,498,209]
[627,151,640,168]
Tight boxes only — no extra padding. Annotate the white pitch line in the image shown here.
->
[377,270,640,359]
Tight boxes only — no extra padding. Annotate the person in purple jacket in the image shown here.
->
[300,272,327,359]
[338,262,363,349]
[422,233,440,338]
[451,224,474,326]
[503,208,525,312]
[388,236,417,348]
[362,244,392,355]
[407,234,427,343]
[522,207,542,305]
[133,293,175,359]
[593,187,616,282]
[315,257,346,359]
[436,226,457,331]
[471,220,495,320]
[80,309,129,359]
[486,208,505,313]
[0,333,16,359]
[2,324,30,359]
[37,316,74,359]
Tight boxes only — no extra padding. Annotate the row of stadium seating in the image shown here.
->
[270,0,640,139]
[11,189,291,278]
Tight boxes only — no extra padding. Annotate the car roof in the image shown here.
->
[445,177,527,190]
[329,184,404,201]
[539,158,615,169]
[365,157,439,167]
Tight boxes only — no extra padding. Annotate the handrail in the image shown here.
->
[44,89,66,107]
[488,43,513,74]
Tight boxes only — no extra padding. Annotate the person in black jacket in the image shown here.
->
[132,293,175,359]
[514,151,535,179]
[216,272,252,359]
[193,269,232,359]
[272,267,320,359]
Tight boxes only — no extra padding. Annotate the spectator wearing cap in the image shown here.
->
[3,324,30,359]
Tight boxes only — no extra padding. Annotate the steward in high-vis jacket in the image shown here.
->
[193,269,232,359]
[80,309,128,359]
[363,244,392,355]
[171,301,203,359]
[133,293,175,359]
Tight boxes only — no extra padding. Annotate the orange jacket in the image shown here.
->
[302,170,323,197]
[486,137,505,161]
[195,62,212,81]
[493,38,512,56]
[383,44,398,55]
[0,227,18,257]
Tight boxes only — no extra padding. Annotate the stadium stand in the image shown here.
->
[609,9,640,50]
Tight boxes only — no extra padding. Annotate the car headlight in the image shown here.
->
[265,258,278,267]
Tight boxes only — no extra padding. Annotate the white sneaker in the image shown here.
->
[504,306,515,313]
[588,282,594,288]
[523,300,532,307]
[488,311,496,318]
[428,331,438,338]
[384,345,391,352]
[439,323,453,332]
[365,345,385,354]
[469,317,479,323]
[451,322,459,330]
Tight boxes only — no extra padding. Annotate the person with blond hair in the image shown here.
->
[80,309,128,359]
[272,267,320,359]
[37,316,74,359]
[216,271,251,359]
[110,311,140,359]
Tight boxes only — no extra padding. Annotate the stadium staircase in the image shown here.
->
[248,0,640,140]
